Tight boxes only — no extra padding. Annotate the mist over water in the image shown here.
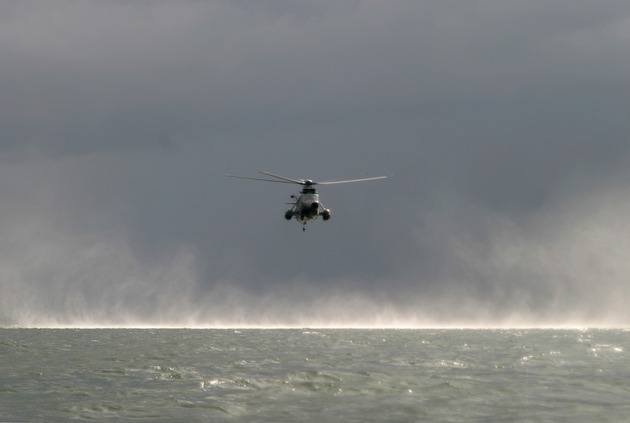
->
[2,164,630,329]
[2,178,630,329]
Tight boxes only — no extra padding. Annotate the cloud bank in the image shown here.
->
[1,1,630,327]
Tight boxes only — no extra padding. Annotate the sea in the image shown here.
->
[1,328,629,422]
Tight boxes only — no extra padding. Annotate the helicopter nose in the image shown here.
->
[310,201,319,210]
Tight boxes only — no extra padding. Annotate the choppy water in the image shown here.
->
[1,329,629,422]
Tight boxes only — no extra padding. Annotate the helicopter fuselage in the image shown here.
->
[285,187,331,229]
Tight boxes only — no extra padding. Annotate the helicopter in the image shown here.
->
[225,171,388,231]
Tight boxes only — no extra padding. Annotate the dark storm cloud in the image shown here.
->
[1,1,630,326]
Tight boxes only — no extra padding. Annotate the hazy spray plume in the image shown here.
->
[3,163,629,328]
[1,1,630,327]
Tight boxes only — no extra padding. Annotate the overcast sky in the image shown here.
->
[2,1,630,327]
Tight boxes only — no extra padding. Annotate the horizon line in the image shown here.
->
[3,324,629,330]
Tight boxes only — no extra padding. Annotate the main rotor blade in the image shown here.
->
[316,175,389,185]
[224,174,295,184]
[259,171,306,185]
[226,172,389,185]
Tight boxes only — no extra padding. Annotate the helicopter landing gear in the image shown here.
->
[302,224,306,232]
